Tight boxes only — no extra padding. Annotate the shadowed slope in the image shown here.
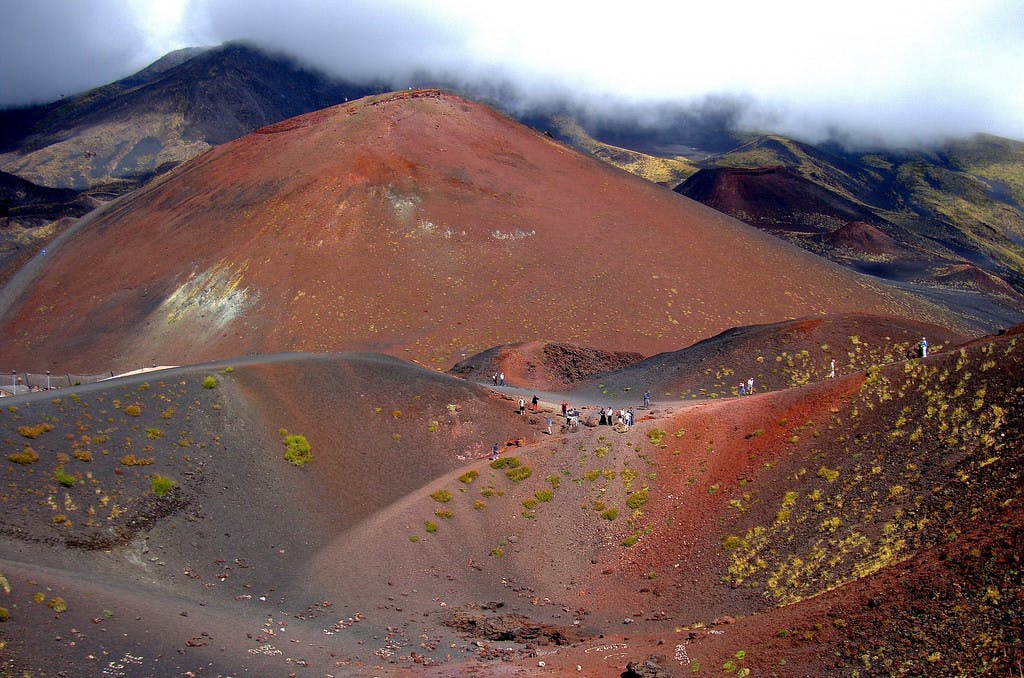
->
[0,43,375,192]
[0,353,546,674]
[0,91,959,373]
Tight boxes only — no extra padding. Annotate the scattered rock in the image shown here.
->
[622,654,672,678]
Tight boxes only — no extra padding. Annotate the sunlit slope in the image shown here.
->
[0,90,956,373]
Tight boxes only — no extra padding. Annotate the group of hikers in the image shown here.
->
[514,393,637,431]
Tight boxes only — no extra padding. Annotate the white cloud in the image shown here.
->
[1,0,1021,145]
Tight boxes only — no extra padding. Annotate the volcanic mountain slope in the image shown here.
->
[0,90,964,374]
[0,42,376,193]
[448,340,645,391]
[564,313,967,400]
[0,323,1020,676]
[0,171,95,285]
[675,164,881,234]
[670,134,1024,301]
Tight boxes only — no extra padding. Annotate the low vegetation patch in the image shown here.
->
[505,466,532,482]
[54,467,77,488]
[431,489,453,503]
[17,423,53,439]
[202,376,217,389]
[490,456,520,469]
[283,434,312,466]
[458,470,479,484]
[120,454,154,466]
[150,475,176,497]
[7,447,39,464]
[626,487,649,509]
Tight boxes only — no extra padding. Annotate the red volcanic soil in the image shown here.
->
[926,262,1024,298]
[449,340,645,389]
[569,312,967,400]
[0,90,958,374]
[1,322,1021,676]
[674,165,878,232]
[819,220,909,257]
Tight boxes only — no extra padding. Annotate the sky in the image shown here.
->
[2,0,1023,146]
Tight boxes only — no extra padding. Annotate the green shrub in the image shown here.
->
[202,376,217,389]
[425,520,438,533]
[648,429,667,446]
[601,507,618,521]
[817,466,839,482]
[505,466,532,482]
[458,470,479,484]
[54,467,76,488]
[626,488,649,509]
[284,435,312,466]
[145,428,164,440]
[427,420,440,433]
[151,475,176,497]
[0,606,8,621]
[535,489,554,502]
[123,404,141,416]
[431,489,453,503]
[490,456,520,469]
[622,534,639,547]
[120,454,153,466]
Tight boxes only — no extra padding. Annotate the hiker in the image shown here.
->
[546,417,552,435]
[518,398,525,415]
[491,442,500,460]
[599,409,608,425]
[746,377,754,394]
[919,337,928,358]
[643,391,651,408]
[829,359,836,378]
[561,401,568,417]
[499,372,505,386]
[531,395,539,411]
[738,382,746,395]
[492,373,498,385]
[627,407,634,426]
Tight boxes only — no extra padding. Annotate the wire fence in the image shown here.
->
[0,371,111,396]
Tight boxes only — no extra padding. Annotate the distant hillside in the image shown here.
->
[0,90,957,373]
[547,113,1024,309]
[663,134,1024,310]
[0,171,94,286]
[675,165,880,232]
[0,42,377,192]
